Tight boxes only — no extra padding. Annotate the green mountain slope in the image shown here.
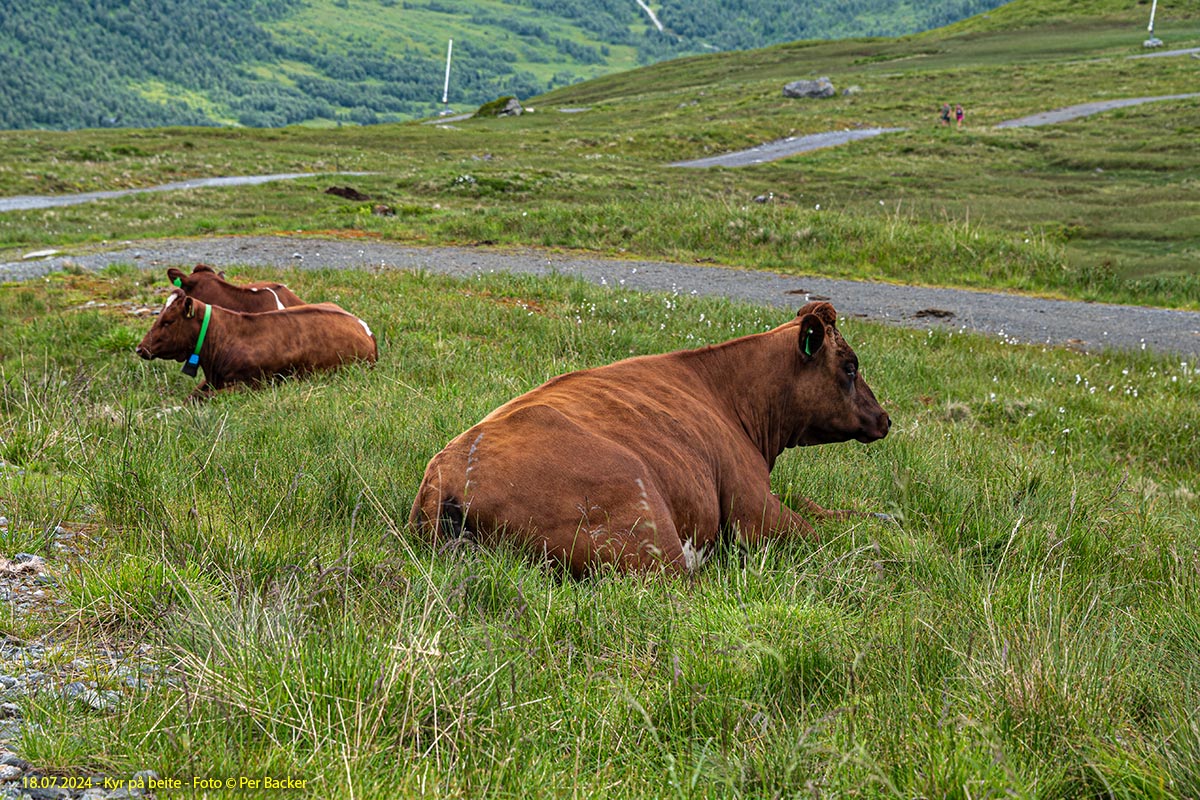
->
[0,0,1012,130]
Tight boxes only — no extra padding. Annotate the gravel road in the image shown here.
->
[0,173,373,214]
[4,236,1198,359]
[672,92,1200,166]
[668,127,906,168]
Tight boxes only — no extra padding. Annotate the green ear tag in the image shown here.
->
[804,328,814,356]
[173,277,182,288]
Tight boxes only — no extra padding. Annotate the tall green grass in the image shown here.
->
[1,266,1197,796]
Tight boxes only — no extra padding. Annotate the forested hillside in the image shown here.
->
[0,0,1010,131]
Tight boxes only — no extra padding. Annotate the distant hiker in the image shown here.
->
[955,104,965,128]
[940,103,951,126]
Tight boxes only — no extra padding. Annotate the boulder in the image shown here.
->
[474,96,524,118]
[783,77,835,99]
[497,97,524,116]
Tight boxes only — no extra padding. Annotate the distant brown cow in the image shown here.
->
[136,288,377,399]
[410,301,889,577]
[167,264,305,312]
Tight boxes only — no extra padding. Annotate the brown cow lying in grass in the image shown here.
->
[167,264,305,312]
[410,301,890,577]
[136,288,377,399]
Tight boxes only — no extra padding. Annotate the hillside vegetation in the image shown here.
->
[2,2,1200,797]
[0,0,1012,130]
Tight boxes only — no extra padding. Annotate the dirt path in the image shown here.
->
[3,235,1198,358]
[668,127,905,168]
[994,92,1200,128]
[0,173,371,214]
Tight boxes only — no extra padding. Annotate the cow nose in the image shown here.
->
[136,346,152,360]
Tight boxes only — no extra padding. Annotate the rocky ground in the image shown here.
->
[0,500,167,799]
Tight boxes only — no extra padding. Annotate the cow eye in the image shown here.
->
[844,363,858,379]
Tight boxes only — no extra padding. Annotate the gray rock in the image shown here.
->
[783,76,835,99]
[0,704,20,719]
[0,753,30,769]
[132,769,159,784]
[64,682,117,711]
[23,787,72,800]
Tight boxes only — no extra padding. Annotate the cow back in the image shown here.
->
[167,265,306,312]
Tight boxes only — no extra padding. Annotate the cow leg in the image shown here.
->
[521,479,688,577]
[726,484,820,547]
[185,380,214,403]
[796,496,854,520]
[410,419,689,577]
[796,496,887,522]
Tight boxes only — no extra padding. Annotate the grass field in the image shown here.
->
[2,264,1199,797]
[3,2,1200,796]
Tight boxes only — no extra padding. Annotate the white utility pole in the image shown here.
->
[442,40,454,107]
[1145,0,1163,47]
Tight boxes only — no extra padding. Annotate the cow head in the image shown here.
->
[166,264,225,293]
[136,289,204,362]
[790,301,890,446]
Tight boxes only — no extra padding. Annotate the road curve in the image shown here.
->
[672,92,1200,167]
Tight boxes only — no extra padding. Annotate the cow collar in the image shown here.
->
[181,303,212,377]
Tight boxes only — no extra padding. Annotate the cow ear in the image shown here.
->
[799,313,825,359]
[193,264,216,274]
[167,267,185,286]
[184,296,196,319]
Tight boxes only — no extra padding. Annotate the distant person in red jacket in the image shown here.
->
[955,104,965,128]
